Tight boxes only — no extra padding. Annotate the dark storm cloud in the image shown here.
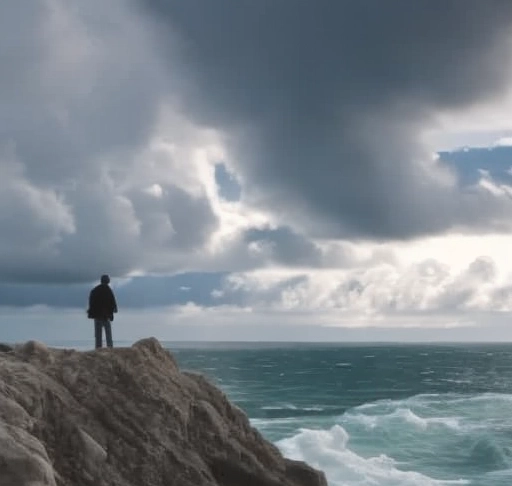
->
[1,1,164,180]
[0,0,220,283]
[128,184,219,250]
[243,226,323,266]
[143,0,512,238]
[4,0,512,291]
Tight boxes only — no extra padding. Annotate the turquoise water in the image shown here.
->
[170,343,512,486]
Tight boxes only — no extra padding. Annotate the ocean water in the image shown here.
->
[168,343,512,486]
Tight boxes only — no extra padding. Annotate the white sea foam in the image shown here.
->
[439,378,472,384]
[352,391,512,412]
[261,403,325,412]
[277,425,469,486]
[345,407,461,431]
[394,408,428,428]
[455,392,512,403]
[356,399,394,410]
[250,417,297,427]
[262,403,299,410]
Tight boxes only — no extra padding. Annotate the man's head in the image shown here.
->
[100,274,110,284]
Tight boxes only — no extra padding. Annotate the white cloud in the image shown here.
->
[0,154,75,263]
[215,244,512,324]
[425,89,512,151]
[144,184,164,198]
[494,137,512,147]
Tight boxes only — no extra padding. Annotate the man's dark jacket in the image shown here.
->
[88,284,118,320]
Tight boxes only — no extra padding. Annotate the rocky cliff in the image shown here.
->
[0,338,327,486]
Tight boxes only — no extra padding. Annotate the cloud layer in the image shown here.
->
[0,0,227,282]
[3,0,512,339]
[145,0,512,238]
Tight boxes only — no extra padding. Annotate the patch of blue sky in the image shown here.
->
[439,146,512,186]
[215,163,242,201]
[0,273,229,309]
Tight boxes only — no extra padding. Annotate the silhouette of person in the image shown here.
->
[87,274,118,348]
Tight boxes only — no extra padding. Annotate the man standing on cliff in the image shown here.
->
[87,274,118,349]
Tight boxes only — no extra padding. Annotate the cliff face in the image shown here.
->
[0,338,327,486]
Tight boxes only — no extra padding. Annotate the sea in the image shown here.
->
[166,342,512,486]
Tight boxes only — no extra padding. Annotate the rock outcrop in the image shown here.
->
[0,338,327,486]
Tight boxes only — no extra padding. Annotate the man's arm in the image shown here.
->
[87,289,94,318]
[110,288,118,313]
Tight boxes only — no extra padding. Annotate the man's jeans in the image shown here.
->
[94,319,113,348]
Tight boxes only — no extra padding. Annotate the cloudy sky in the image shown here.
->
[3,0,512,344]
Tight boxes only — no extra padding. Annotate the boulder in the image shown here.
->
[0,343,12,353]
[0,337,327,486]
